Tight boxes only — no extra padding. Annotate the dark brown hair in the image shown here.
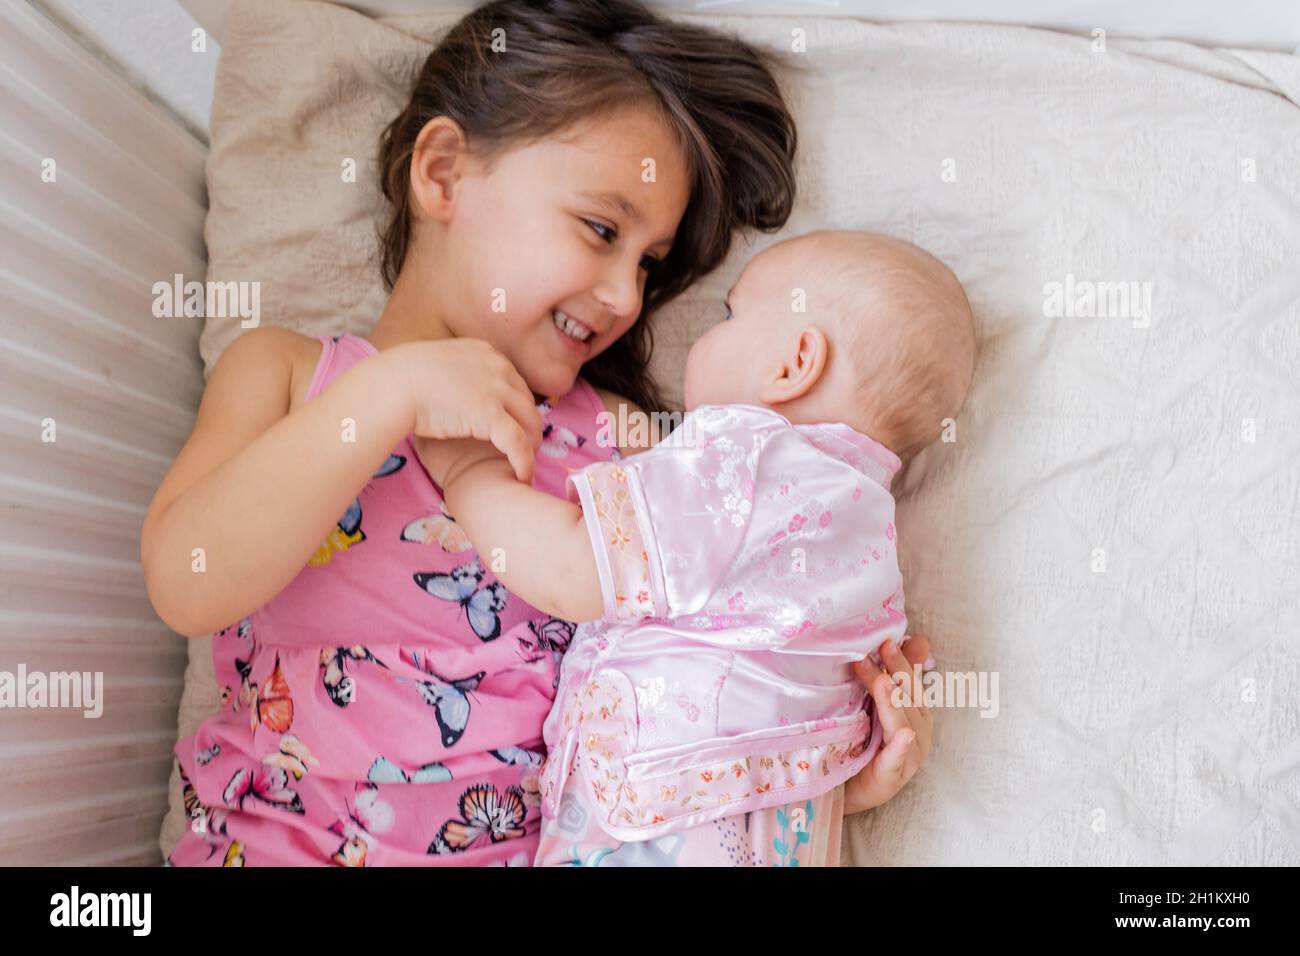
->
[377,0,797,414]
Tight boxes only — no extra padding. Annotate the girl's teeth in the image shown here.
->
[553,311,591,342]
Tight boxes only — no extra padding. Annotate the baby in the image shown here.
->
[422,230,975,865]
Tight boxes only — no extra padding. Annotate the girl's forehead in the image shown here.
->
[550,105,683,156]
[545,127,689,222]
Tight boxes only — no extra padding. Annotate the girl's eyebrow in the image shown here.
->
[578,189,641,223]
[578,190,676,248]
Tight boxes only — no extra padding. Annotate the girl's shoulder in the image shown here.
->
[205,326,321,412]
[210,326,328,414]
[272,329,327,411]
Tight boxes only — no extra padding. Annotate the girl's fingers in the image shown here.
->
[852,656,881,690]
[491,414,534,484]
[872,723,917,782]
[861,665,913,742]
[498,381,545,453]
[853,658,925,785]
[901,636,936,722]
[485,340,535,403]
[900,634,931,669]
[880,639,924,714]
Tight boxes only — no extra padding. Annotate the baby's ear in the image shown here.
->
[759,326,830,406]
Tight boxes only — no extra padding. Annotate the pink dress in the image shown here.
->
[167,333,616,866]
[534,404,908,865]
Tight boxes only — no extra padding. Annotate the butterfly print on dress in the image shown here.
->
[400,500,472,552]
[413,558,508,642]
[396,647,485,748]
[319,645,388,708]
[428,782,528,854]
[310,453,406,565]
[223,764,304,815]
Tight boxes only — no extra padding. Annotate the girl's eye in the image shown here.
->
[584,219,615,242]
[585,218,661,275]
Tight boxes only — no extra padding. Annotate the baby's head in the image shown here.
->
[683,230,976,466]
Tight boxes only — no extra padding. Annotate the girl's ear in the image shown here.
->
[410,116,470,225]
[759,326,829,405]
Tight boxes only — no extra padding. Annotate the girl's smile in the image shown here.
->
[551,308,596,355]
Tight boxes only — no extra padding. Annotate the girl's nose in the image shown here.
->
[593,254,642,320]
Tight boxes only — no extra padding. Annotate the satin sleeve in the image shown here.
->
[566,460,662,624]
[565,415,763,625]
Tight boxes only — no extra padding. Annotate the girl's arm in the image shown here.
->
[437,450,604,623]
[141,328,417,638]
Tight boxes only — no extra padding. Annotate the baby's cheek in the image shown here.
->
[683,345,703,407]
[687,339,720,406]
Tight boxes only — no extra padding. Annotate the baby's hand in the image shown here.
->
[842,634,934,815]
[414,436,509,489]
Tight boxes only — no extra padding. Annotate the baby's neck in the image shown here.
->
[751,391,836,430]
[750,392,890,452]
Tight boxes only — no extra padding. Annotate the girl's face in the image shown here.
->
[436,106,691,399]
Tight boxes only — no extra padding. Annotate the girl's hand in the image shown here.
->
[414,435,507,489]
[842,634,935,815]
[393,338,544,484]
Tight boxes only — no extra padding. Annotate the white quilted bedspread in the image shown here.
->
[163,0,1300,865]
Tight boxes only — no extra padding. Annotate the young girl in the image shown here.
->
[145,0,929,867]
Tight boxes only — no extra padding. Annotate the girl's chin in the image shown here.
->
[523,366,578,403]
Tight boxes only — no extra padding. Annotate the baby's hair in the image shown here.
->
[842,236,975,467]
[787,231,974,466]
[377,0,799,415]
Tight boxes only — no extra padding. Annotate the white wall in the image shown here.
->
[36,0,219,141]
[0,0,207,865]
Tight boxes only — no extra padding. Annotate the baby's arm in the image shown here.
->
[425,388,662,623]
[433,442,604,623]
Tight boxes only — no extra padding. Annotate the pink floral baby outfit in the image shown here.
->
[166,333,616,867]
[534,403,908,866]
